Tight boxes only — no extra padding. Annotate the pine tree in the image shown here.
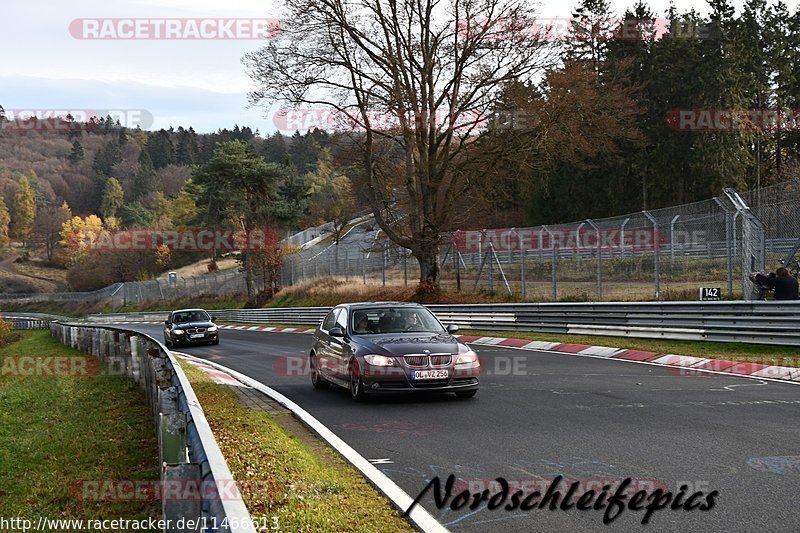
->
[68,140,85,163]
[132,149,162,201]
[0,196,10,248]
[99,177,125,219]
[175,127,199,165]
[12,175,36,247]
[147,129,176,169]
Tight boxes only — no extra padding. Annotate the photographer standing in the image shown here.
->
[754,267,800,300]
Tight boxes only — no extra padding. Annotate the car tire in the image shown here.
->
[211,339,219,345]
[455,390,477,399]
[164,337,172,348]
[310,354,330,389]
[349,361,367,401]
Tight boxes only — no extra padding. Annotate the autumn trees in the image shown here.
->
[243,0,553,283]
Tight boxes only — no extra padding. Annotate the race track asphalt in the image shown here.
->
[129,324,800,533]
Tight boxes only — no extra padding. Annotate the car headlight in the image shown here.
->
[173,329,185,335]
[455,350,479,366]
[207,326,218,332]
[364,355,396,367]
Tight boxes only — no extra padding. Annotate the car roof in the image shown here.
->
[341,302,425,310]
[171,308,208,314]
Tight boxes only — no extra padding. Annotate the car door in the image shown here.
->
[316,308,340,379]
[164,313,173,340]
[329,307,351,380]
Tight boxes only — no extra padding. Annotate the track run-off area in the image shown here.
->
[127,324,800,533]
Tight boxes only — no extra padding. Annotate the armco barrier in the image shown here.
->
[87,301,800,346]
[49,322,254,533]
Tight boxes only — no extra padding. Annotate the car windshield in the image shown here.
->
[351,307,445,335]
[173,311,209,323]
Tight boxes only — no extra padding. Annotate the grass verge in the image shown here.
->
[461,328,800,365]
[178,359,415,532]
[0,330,159,520]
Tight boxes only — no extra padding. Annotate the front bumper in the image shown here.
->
[365,377,480,393]
[174,332,218,344]
[361,363,480,393]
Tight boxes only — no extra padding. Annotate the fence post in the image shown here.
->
[543,225,557,301]
[669,214,680,268]
[575,221,585,268]
[508,228,524,298]
[620,218,630,258]
[725,187,766,299]
[586,219,602,300]
[643,210,660,299]
[713,197,734,298]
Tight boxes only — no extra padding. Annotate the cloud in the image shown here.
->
[0,76,277,134]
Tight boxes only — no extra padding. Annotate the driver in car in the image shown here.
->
[403,311,419,331]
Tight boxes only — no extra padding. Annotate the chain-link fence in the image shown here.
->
[2,181,797,306]
[0,269,249,310]
[280,181,799,301]
[109,269,247,310]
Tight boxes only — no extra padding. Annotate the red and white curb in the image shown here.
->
[454,335,800,384]
[183,358,251,388]
[99,321,316,333]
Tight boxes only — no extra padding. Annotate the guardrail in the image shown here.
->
[2,312,73,330]
[87,308,332,326]
[87,301,800,346]
[425,301,800,346]
[49,322,254,532]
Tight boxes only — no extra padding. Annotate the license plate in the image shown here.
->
[190,334,204,339]
[412,369,449,380]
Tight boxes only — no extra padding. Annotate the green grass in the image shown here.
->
[462,328,800,364]
[0,331,159,521]
[179,360,415,532]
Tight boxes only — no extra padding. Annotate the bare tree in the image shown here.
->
[244,0,553,283]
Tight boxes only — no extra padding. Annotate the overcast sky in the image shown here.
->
[1,0,785,135]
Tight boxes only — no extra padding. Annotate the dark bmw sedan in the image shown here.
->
[163,308,220,348]
[309,302,480,401]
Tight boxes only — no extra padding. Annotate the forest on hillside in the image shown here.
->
[0,0,798,290]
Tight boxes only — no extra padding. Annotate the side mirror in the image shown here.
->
[329,326,345,337]
[164,320,170,325]
[447,324,459,334]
